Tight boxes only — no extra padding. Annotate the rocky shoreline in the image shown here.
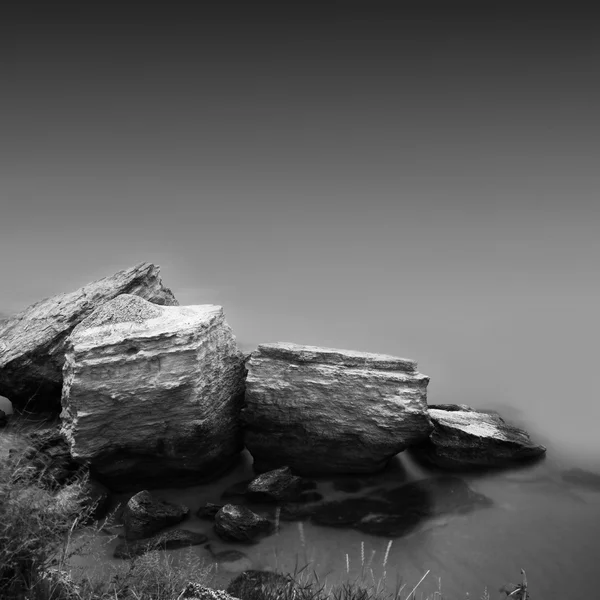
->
[0,262,551,578]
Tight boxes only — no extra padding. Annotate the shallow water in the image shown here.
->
[57,438,600,600]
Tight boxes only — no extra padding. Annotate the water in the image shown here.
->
[58,441,599,600]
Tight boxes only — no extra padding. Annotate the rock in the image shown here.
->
[179,583,240,600]
[214,504,274,543]
[221,480,253,501]
[561,467,600,491]
[197,502,224,520]
[10,426,82,488]
[204,544,253,573]
[410,406,547,470]
[84,479,111,520]
[242,343,432,475]
[122,490,189,540]
[0,409,7,427]
[0,262,177,412]
[280,476,491,538]
[113,528,208,559]
[246,466,304,502]
[60,294,246,490]
[227,570,292,600]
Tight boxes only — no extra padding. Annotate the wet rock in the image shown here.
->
[113,529,208,559]
[227,570,292,600]
[180,583,240,600]
[122,490,189,540]
[246,466,304,502]
[214,504,274,543]
[204,544,253,573]
[197,502,224,520]
[242,343,432,475]
[60,294,246,491]
[0,262,177,412]
[411,406,547,470]
[561,467,600,491]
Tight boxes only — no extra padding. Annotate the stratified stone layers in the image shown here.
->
[60,295,246,490]
[0,262,178,411]
[242,343,432,475]
[411,406,547,469]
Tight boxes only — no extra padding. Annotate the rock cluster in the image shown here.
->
[60,294,246,490]
[242,342,432,475]
[0,262,177,412]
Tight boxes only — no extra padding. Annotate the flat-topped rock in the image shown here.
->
[254,342,417,372]
[61,294,246,490]
[410,406,547,470]
[0,262,177,412]
[242,343,432,475]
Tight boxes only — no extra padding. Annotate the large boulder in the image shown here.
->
[410,405,547,470]
[0,263,177,412]
[241,343,432,475]
[122,490,189,540]
[60,294,247,490]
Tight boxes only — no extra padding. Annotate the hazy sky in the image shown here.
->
[1,5,599,456]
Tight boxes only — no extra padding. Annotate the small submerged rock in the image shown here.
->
[122,490,189,540]
[561,467,600,491]
[279,476,492,538]
[113,528,208,559]
[205,543,253,573]
[411,405,547,470]
[214,504,274,543]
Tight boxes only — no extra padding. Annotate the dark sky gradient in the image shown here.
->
[1,5,599,456]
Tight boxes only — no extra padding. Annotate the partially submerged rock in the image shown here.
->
[122,490,189,540]
[60,294,246,490]
[114,528,208,559]
[279,476,491,538]
[242,343,432,475]
[214,504,274,543]
[246,466,304,502]
[410,406,547,470]
[0,262,177,412]
[197,502,223,520]
[561,467,600,492]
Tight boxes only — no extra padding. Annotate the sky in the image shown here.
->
[1,4,599,457]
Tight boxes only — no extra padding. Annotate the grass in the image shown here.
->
[0,416,529,600]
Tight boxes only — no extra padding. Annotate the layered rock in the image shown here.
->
[60,294,246,490]
[411,406,547,470]
[242,343,432,475]
[0,263,177,412]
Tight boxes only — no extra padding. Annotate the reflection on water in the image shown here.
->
[61,440,600,600]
